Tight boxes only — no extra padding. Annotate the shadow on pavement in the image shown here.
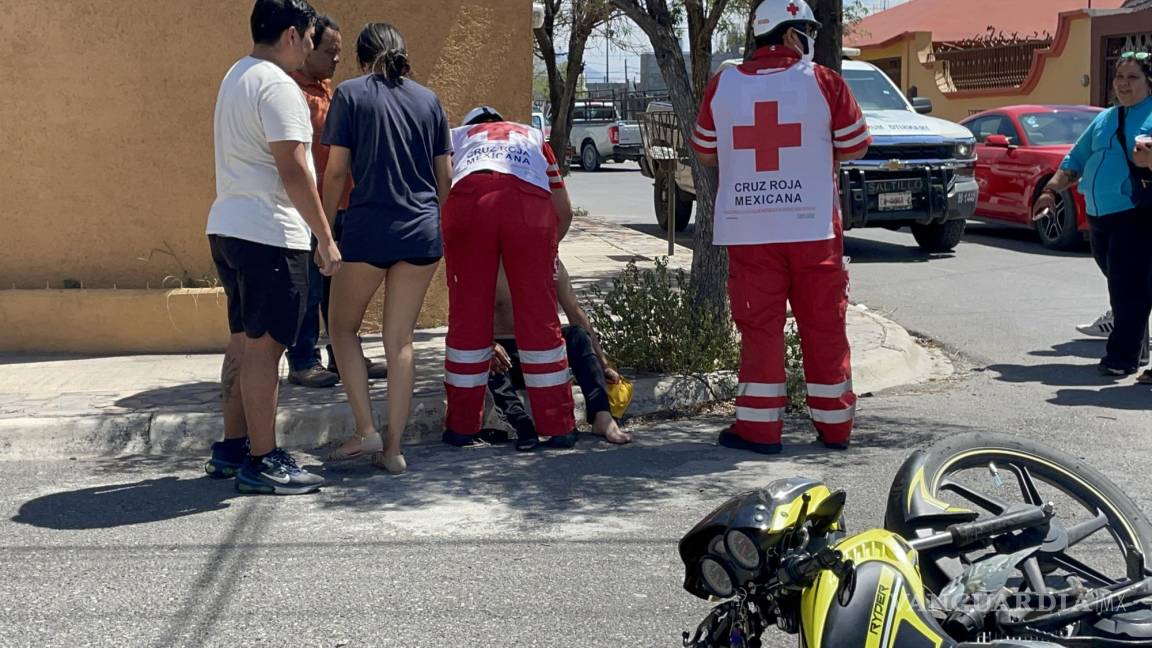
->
[983,362,1123,388]
[11,474,240,529]
[111,334,447,412]
[1029,340,1105,362]
[301,412,946,528]
[1047,384,1152,409]
[622,223,697,251]
[8,410,966,533]
[844,233,943,264]
[960,223,1090,258]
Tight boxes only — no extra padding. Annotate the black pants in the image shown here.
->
[487,325,611,436]
[287,212,344,370]
[1089,210,1152,371]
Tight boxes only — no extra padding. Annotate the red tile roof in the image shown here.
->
[846,0,1126,47]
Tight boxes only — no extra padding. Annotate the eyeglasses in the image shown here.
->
[1121,51,1152,61]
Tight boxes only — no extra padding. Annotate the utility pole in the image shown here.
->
[604,21,614,85]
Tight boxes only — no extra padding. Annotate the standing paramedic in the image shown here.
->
[440,106,579,450]
[691,0,871,455]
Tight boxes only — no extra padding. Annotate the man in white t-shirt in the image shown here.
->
[203,0,341,495]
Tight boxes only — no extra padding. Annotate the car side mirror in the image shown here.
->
[985,134,1014,149]
[912,97,933,114]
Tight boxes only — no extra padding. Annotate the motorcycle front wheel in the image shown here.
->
[885,433,1152,597]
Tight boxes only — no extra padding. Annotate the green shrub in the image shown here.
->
[785,321,806,412]
[585,258,738,375]
[585,258,807,412]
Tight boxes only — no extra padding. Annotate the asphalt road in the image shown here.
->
[2,164,1151,647]
[565,163,1114,368]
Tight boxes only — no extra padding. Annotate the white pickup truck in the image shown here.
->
[569,101,643,172]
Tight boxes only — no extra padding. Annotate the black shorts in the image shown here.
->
[363,256,441,270]
[209,235,309,347]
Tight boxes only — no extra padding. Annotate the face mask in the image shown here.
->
[799,31,816,63]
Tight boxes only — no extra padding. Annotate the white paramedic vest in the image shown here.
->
[711,61,837,245]
[450,123,553,192]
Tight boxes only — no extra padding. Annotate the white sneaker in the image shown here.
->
[1077,310,1114,338]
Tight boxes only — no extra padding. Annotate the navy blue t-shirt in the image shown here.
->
[322,74,450,263]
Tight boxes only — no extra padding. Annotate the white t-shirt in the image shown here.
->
[206,57,314,250]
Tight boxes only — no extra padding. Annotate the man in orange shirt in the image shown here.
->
[286,15,386,386]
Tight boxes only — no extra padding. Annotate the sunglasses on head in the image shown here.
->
[1121,51,1152,61]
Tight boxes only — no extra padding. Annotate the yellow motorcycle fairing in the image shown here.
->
[800,529,956,648]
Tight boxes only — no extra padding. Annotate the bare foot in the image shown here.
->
[592,411,631,444]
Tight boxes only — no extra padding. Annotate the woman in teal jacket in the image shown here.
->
[1037,53,1152,378]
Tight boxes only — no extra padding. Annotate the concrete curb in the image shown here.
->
[0,307,942,460]
[0,371,743,460]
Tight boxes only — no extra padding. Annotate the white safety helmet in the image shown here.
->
[751,0,821,38]
[462,105,504,127]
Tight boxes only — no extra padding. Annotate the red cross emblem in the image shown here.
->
[786,2,801,16]
[468,122,529,141]
[732,101,803,173]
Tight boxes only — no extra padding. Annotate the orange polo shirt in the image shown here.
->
[290,71,352,210]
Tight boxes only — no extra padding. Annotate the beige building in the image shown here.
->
[846,0,1152,122]
[0,0,533,353]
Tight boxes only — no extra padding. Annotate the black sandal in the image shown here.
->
[1138,370,1152,385]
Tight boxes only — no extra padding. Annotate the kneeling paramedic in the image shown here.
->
[440,106,579,449]
[692,0,871,454]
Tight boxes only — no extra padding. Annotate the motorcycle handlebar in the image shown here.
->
[778,548,845,590]
[908,503,1055,552]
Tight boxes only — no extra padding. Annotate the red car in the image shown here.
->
[960,105,1103,250]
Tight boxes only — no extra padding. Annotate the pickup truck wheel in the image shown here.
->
[911,220,965,253]
[580,142,601,172]
[1033,189,1083,251]
[654,171,693,232]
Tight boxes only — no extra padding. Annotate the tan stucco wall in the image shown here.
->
[857,16,1095,123]
[0,289,231,354]
[0,0,532,289]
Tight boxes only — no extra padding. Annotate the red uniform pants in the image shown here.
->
[441,172,575,438]
[727,235,855,445]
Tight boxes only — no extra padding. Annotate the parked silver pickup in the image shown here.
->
[569,101,643,172]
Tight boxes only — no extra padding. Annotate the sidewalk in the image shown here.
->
[0,216,941,459]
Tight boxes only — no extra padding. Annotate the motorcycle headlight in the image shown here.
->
[725,529,762,570]
[954,142,975,159]
[698,556,736,598]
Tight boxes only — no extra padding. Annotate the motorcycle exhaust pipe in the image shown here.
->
[908,503,1055,552]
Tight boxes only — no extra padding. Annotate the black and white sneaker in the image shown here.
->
[235,448,324,495]
[1077,310,1114,338]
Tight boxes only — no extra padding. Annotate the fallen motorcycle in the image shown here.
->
[679,433,1152,647]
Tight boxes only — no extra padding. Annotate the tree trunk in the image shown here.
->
[646,27,728,317]
[686,7,712,104]
[807,0,843,72]
[610,0,730,318]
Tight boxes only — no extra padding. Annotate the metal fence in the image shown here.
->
[933,41,1051,92]
[560,88,671,122]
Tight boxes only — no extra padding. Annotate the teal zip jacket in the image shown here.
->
[1061,96,1152,217]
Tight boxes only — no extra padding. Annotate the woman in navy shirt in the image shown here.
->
[1038,53,1152,379]
[321,23,452,473]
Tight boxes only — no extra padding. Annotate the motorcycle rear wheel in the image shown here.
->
[885,433,1152,597]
